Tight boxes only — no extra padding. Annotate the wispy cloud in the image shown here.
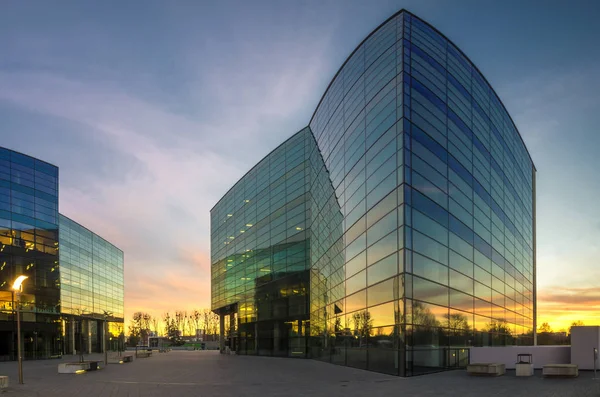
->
[0,14,334,324]
[537,286,600,329]
[538,286,600,306]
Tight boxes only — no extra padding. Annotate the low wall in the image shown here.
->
[470,346,570,369]
[571,326,600,370]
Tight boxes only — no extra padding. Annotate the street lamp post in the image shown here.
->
[12,275,28,385]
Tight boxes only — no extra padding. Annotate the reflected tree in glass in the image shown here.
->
[484,319,514,346]
[352,311,373,346]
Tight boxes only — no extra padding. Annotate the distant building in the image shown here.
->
[0,147,124,360]
[211,9,536,376]
[149,336,171,349]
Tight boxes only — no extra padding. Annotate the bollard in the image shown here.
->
[592,347,598,380]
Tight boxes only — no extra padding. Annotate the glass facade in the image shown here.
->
[0,147,61,360]
[0,146,125,359]
[211,129,313,357]
[212,10,535,376]
[59,214,124,354]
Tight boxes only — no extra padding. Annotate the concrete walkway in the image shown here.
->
[0,350,598,396]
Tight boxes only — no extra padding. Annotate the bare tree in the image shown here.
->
[193,310,201,338]
[201,309,220,341]
[569,320,585,334]
[128,318,141,348]
[209,311,219,340]
[163,312,172,336]
[184,311,194,337]
[537,322,554,345]
[188,312,195,336]
[538,322,552,333]
[132,312,152,346]
[175,311,184,335]
[145,308,220,341]
[142,313,152,336]
[352,310,372,343]
[203,309,210,339]
[151,317,160,336]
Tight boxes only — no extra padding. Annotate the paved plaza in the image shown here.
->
[0,351,598,396]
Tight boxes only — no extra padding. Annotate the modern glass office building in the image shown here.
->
[212,129,314,356]
[0,147,124,360]
[212,9,535,376]
[59,214,124,355]
[0,147,61,360]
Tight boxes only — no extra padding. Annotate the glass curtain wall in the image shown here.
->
[308,10,535,376]
[401,13,535,375]
[0,147,61,360]
[211,9,535,376]
[59,214,124,354]
[211,128,314,357]
[309,11,405,374]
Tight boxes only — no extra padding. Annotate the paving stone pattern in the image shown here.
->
[0,351,599,396]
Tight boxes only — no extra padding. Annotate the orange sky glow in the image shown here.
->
[124,281,600,335]
[537,286,600,331]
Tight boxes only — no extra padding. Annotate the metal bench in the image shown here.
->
[543,364,578,378]
[467,363,506,376]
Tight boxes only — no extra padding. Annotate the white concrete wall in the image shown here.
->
[571,326,600,370]
[470,346,570,369]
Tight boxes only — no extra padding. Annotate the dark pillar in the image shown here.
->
[70,318,76,355]
[254,322,258,354]
[229,313,235,352]
[219,314,225,353]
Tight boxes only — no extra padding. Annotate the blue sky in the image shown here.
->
[1,0,599,329]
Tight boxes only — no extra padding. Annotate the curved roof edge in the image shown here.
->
[308,9,536,171]
[0,146,59,170]
[210,126,311,212]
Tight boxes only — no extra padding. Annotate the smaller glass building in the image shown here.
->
[0,146,124,359]
[59,215,124,354]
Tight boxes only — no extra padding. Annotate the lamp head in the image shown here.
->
[12,275,28,291]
